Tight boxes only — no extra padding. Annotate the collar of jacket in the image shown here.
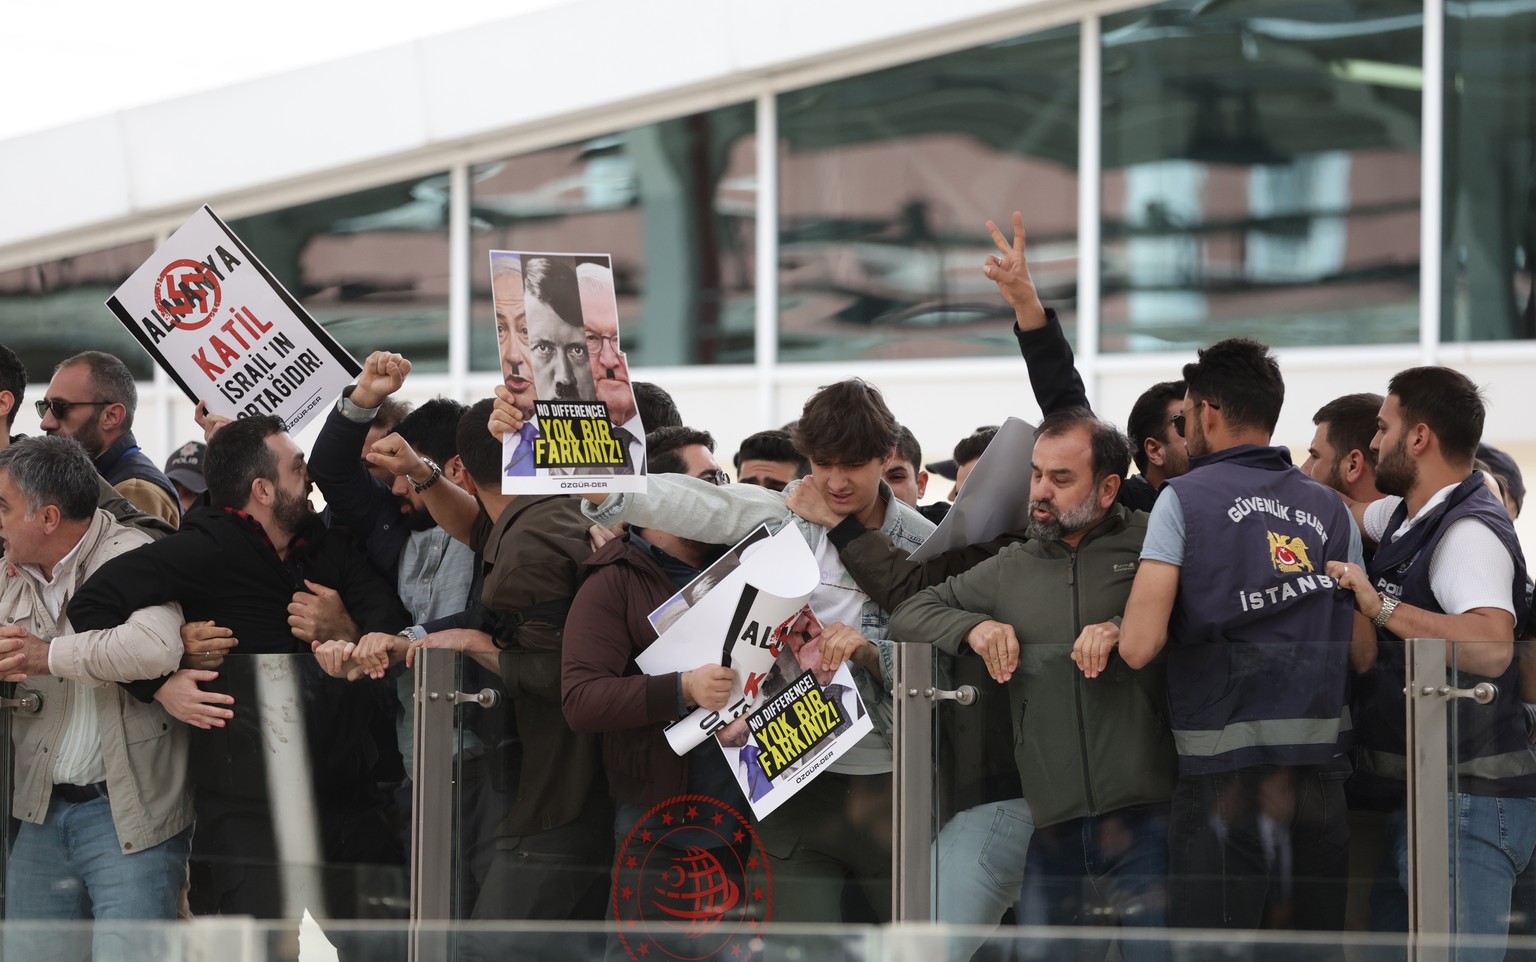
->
[92,430,140,475]
[1187,443,1294,474]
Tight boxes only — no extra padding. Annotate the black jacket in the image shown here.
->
[308,405,409,579]
[69,508,410,810]
[1014,309,1158,512]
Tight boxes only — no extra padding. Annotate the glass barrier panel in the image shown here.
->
[919,633,1392,962]
[1442,637,1536,958]
[1,653,409,962]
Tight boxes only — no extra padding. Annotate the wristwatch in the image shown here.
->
[1372,594,1400,628]
[411,457,442,493]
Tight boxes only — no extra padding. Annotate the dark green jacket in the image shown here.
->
[888,504,1177,828]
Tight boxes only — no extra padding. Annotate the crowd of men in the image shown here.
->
[0,210,1532,962]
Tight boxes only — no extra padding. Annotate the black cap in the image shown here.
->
[1477,442,1524,516]
[164,440,207,494]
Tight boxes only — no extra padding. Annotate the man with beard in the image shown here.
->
[1327,368,1535,957]
[579,261,645,474]
[890,409,1176,961]
[39,351,180,526]
[984,212,1188,510]
[1113,338,1368,942]
[1302,393,1385,508]
[67,415,409,956]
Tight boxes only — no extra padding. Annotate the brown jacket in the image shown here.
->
[561,535,689,811]
[471,495,604,835]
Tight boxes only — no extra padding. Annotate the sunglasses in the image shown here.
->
[35,398,111,420]
[1171,399,1219,438]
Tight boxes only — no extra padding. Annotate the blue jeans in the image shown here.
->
[1018,802,1171,962]
[1388,794,1536,962]
[935,797,1034,962]
[4,792,190,962]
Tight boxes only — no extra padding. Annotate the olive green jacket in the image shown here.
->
[888,504,1177,828]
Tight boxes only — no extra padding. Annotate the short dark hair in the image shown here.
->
[953,427,998,468]
[1388,366,1485,465]
[893,425,921,469]
[733,429,806,474]
[397,398,468,466]
[1313,393,1384,468]
[0,343,27,430]
[1036,408,1132,486]
[376,396,412,433]
[60,351,138,431]
[1126,380,1185,474]
[523,255,583,329]
[1181,338,1284,434]
[647,426,715,475]
[1477,442,1525,516]
[0,435,99,521]
[205,415,285,510]
[633,381,682,430]
[793,379,898,465]
[455,399,503,488]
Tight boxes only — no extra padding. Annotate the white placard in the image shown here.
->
[106,205,360,436]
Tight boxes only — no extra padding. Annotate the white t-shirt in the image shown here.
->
[1363,486,1517,617]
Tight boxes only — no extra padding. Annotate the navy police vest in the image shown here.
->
[1355,474,1536,797]
[1161,445,1357,775]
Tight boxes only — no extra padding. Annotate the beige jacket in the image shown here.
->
[1,509,192,853]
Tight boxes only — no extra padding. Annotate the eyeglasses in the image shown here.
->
[698,469,730,486]
[35,398,111,420]
[584,333,621,353]
[1171,399,1219,438]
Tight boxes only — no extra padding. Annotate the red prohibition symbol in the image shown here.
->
[154,258,222,331]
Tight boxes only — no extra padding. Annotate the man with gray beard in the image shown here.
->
[891,408,1177,961]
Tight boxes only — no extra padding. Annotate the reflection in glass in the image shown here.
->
[1101,1,1422,351]
[469,103,757,370]
[228,175,452,372]
[1443,1,1536,341]
[777,26,1080,363]
[0,241,159,380]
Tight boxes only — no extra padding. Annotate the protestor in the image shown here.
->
[734,429,808,490]
[492,377,935,924]
[39,351,181,527]
[560,428,755,947]
[365,400,612,928]
[632,381,682,432]
[0,436,190,962]
[1302,393,1385,508]
[1115,338,1367,941]
[1330,368,1536,960]
[891,410,1175,961]
[0,344,174,540]
[946,427,997,503]
[888,425,947,525]
[647,426,728,484]
[163,440,208,514]
[66,415,410,958]
[985,212,1187,510]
